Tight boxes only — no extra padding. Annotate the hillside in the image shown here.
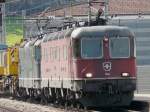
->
[6,0,85,16]
[6,16,23,46]
[5,0,86,46]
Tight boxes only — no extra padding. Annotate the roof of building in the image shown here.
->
[109,0,150,15]
[41,0,150,17]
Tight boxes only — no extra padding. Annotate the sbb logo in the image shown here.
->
[103,62,112,72]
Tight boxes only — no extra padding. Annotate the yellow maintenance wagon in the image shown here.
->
[4,46,19,77]
[0,66,4,77]
[0,45,20,93]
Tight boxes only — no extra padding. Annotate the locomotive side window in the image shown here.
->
[54,47,57,60]
[46,48,48,61]
[34,46,41,61]
[73,39,80,58]
[81,38,102,59]
[51,47,54,60]
[49,47,51,60]
[63,46,68,60]
[57,47,60,61]
[43,48,45,60]
[110,37,130,58]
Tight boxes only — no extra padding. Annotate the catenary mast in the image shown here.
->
[0,0,5,67]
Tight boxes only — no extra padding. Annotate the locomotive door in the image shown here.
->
[69,39,74,82]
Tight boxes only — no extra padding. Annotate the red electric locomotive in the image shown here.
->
[41,25,136,107]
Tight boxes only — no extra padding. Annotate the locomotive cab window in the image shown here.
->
[81,38,102,59]
[110,37,130,58]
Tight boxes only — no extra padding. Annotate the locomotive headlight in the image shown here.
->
[122,73,129,77]
[104,37,108,42]
[86,73,93,78]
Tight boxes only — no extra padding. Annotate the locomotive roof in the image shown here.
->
[30,39,37,46]
[71,25,134,39]
[20,41,28,48]
[42,25,134,42]
[42,29,73,42]
[24,39,38,48]
[34,39,42,46]
[24,41,32,48]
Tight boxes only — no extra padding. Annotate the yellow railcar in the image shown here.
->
[0,43,20,92]
[4,46,19,77]
[0,44,8,78]
[0,66,4,77]
[0,45,20,93]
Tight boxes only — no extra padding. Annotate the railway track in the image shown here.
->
[0,106,20,112]
[63,101,149,112]
[88,101,149,112]
[0,95,149,112]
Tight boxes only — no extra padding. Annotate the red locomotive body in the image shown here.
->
[41,26,136,107]
[41,30,73,88]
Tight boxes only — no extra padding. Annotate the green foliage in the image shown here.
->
[7,34,22,46]
[6,16,23,46]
